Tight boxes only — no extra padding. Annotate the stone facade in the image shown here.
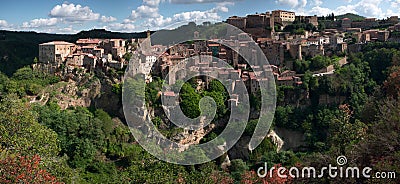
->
[295,15,318,27]
[39,41,75,66]
[272,10,295,24]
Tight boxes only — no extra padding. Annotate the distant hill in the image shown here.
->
[0,22,226,76]
[336,13,365,21]
[152,22,227,45]
[0,29,149,76]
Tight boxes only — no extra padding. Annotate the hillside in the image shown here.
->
[336,13,365,21]
[0,29,149,76]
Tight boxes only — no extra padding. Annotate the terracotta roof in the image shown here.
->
[208,43,220,47]
[82,46,95,49]
[40,41,74,45]
[257,38,273,43]
[218,70,229,75]
[278,77,291,81]
[164,91,176,97]
[76,39,101,44]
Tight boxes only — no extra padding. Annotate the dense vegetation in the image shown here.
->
[283,21,317,34]
[294,55,342,73]
[1,36,400,183]
[335,13,366,21]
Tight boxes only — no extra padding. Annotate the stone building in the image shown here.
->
[295,15,318,27]
[276,70,302,87]
[100,39,127,60]
[272,10,295,24]
[351,18,379,30]
[377,31,390,42]
[65,54,84,67]
[341,18,352,29]
[163,91,177,107]
[246,14,274,29]
[39,41,75,66]
[83,54,97,72]
[76,39,101,47]
[258,40,285,66]
[388,16,399,24]
[227,13,275,38]
[302,44,324,58]
[394,23,400,31]
[227,16,247,30]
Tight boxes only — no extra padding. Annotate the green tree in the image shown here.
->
[180,83,201,118]
[229,159,248,181]
[0,94,60,157]
[203,91,227,119]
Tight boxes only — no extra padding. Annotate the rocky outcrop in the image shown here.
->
[92,77,123,118]
[30,69,124,120]
[228,136,251,160]
[221,155,231,171]
[266,130,284,152]
[175,124,216,146]
[52,78,102,109]
[227,128,306,160]
[274,127,307,152]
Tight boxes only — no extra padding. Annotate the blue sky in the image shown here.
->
[0,0,398,33]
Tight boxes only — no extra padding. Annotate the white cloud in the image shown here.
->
[130,5,160,20]
[125,0,232,30]
[300,0,307,7]
[141,6,225,29]
[391,0,400,8]
[276,0,307,8]
[334,5,357,15]
[385,9,394,17]
[169,0,241,4]
[218,6,229,12]
[19,24,78,34]
[14,3,125,33]
[173,10,221,22]
[22,18,59,28]
[309,6,333,16]
[313,0,323,6]
[49,3,100,22]
[117,0,235,31]
[354,0,383,18]
[147,15,173,27]
[0,20,9,28]
[306,0,388,18]
[143,0,163,6]
[105,23,136,32]
[56,26,78,34]
[100,16,117,23]
[215,2,234,12]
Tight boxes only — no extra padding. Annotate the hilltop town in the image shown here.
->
[2,8,400,183]
[36,10,400,107]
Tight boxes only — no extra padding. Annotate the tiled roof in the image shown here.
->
[164,91,176,97]
[40,41,74,45]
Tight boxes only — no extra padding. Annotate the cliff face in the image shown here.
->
[30,68,307,161]
[91,77,124,118]
[227,128,306,160]
[30,70,124,119]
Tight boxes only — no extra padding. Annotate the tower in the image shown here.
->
[194,31,200,39]
[140,30,152,54]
